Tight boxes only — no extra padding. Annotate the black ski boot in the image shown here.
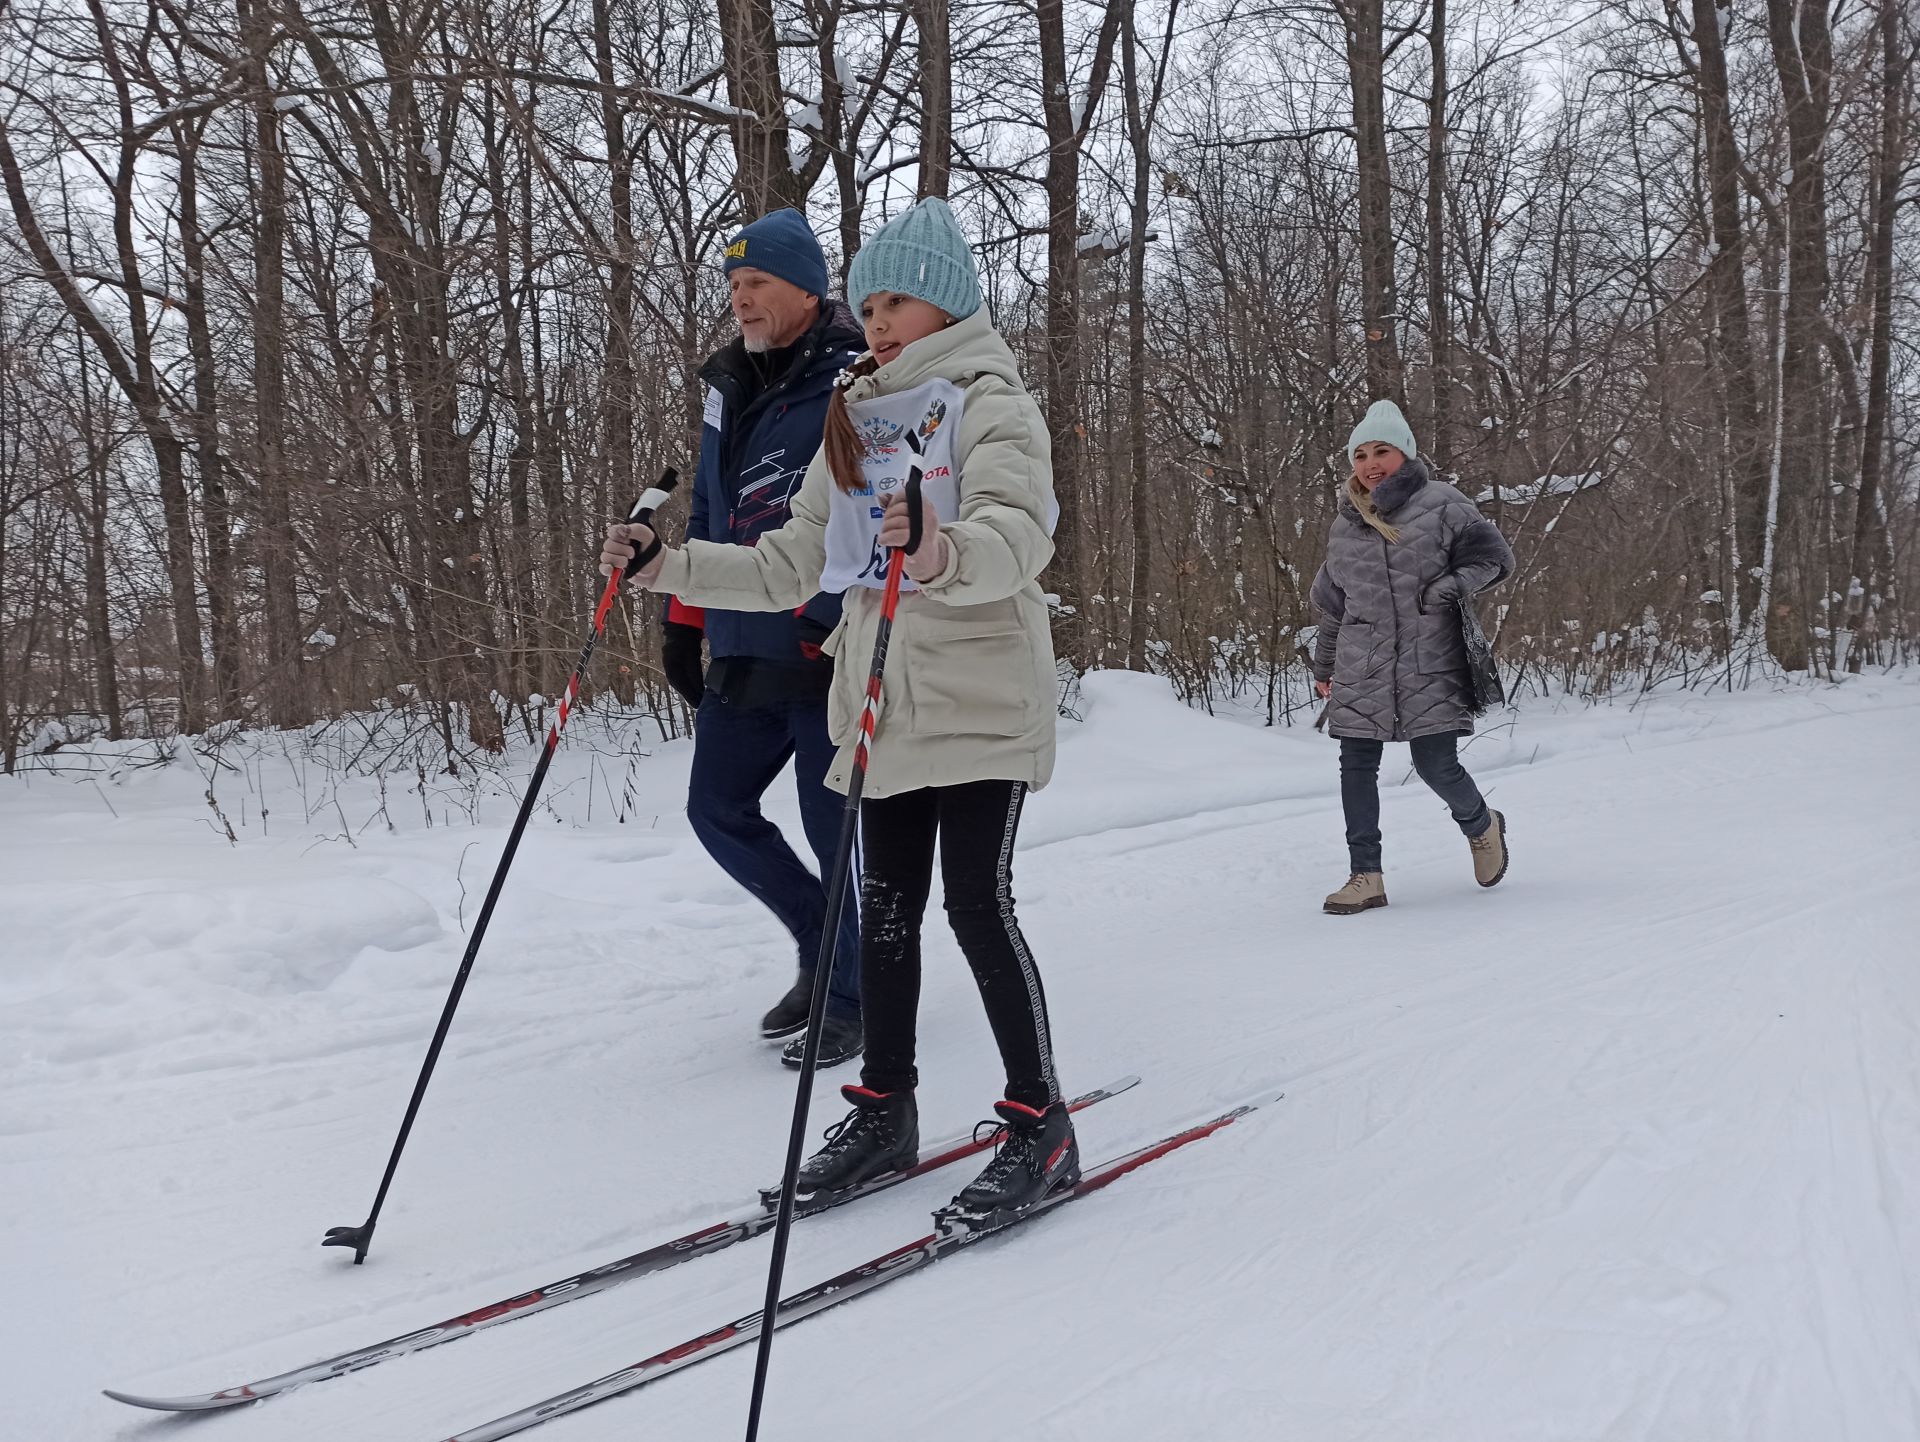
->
[937,1099,1080,1235]
[781,1013,862,1069]
[794,1086,918,1197]
[760,975,812,1039]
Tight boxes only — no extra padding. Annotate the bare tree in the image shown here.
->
[1037,0,1124,670]
[1337,0,1407,405]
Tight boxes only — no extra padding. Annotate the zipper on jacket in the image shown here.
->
[1382,529,1402,736]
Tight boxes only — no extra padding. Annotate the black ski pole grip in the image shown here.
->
[623,467,679,577]
[899,432,925,556]
[903,468,925,556]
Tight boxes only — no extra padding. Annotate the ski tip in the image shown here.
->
[103,1388,241,1412]
[1213,1086,1286,1124]
[1074,1074,1142,1105]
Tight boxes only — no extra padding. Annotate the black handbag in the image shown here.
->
[1457,596,1505,715]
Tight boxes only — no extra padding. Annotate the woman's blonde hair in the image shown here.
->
[1345,473,1402,544]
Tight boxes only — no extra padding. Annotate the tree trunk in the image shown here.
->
[176,126,243,720]
[1688,0,1763,635]
[1424,0,1449,447]
[1121,0,1178,670]
[717,0,804,216]
[594,0,638,516]
[1762,0,1835,671]
[60,302,124,740]
[1344,0,1405,406]
[1037,0,1125,672]
[1841,0,1905,671]
[484,82,539,699]
[241,0,304,726]
[915,0,952,198]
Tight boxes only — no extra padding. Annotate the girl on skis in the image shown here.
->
[601,198,1074,1224]
[1310,399,1516,915]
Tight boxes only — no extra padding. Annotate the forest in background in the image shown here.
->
[1,0,1914,772]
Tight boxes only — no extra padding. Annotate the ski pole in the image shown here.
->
[742,444,926,1442]
[323,469,680,1265]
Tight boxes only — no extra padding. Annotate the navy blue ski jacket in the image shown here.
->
[666,301,864,663]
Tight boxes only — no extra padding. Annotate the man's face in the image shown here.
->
[730,268,819,352]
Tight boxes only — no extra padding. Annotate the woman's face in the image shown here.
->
[1352,441,1406,491]
[861,291,950,366]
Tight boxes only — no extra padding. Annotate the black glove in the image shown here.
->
[661,619,706,707]
[793,612,836,666]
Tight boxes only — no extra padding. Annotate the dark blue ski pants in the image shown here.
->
[687,691,861,1019]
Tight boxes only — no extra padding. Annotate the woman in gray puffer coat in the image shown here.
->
[1309,400,1515,915]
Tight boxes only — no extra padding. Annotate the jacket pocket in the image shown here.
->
[1417,609,1467,674]
[1333,619,1377,680]
[905,604,1037,738]
[827,655,856,745]
[825,611,863,744]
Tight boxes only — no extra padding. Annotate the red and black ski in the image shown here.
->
[102,1075,1139,1413]
[440,1087,1282,1442]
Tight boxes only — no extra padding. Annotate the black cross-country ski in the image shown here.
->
[438,1087,1282,1442]
[102,1075,1140,1413]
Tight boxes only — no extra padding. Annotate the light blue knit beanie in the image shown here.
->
[845,198,982,321]
[1348,399,1418,461]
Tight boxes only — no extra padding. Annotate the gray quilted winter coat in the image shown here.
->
[1309,458,1514,741]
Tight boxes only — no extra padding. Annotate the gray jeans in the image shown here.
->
[1339,733,1490,874]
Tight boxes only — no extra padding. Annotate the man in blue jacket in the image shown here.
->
[661,209,863,1067]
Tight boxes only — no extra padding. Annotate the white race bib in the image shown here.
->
[821,378,967,593]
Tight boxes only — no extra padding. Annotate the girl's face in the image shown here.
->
[861,291,950,366]
[1352,441,1406,491]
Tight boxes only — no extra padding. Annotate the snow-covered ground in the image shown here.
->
[5,669,1919,1442]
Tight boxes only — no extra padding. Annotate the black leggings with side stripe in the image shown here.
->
[854,779,1061,1110]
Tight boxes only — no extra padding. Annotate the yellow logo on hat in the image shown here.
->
[724,239,748,259]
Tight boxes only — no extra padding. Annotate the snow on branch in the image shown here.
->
[1475,472,1605,506]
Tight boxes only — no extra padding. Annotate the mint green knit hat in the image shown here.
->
[845,197,982,321]
[1348,398,1418,461]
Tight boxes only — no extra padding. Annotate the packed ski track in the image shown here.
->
[5,669,1918,1442]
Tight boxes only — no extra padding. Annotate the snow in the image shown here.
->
[787,105,822,174]
[6,671,1920,1440]
[1475,472,1605,506]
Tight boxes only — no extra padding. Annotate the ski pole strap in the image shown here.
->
[624,467,680,576]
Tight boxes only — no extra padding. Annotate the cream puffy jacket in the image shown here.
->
[651,307,1057,798]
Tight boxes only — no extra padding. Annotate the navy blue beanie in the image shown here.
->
[721,208,829,299]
